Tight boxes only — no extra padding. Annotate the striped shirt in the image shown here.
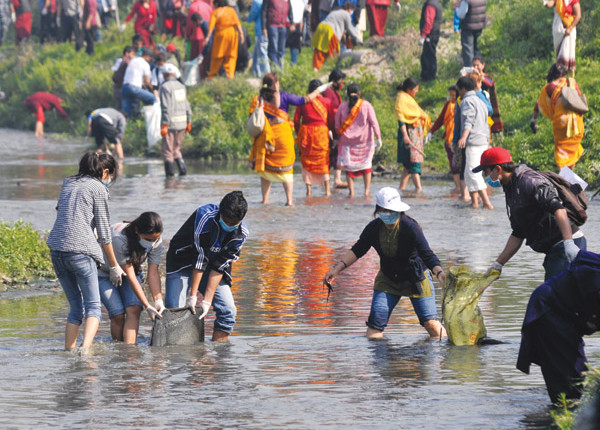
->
[46,175,112,263]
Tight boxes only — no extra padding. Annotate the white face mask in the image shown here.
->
[138,237,161,250]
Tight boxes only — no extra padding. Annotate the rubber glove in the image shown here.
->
[375,139,382,152]
[154,299,166,314]
[316,82,333,93]
[395,1,401,12]
[11,12,16,22]
[161,124,168,137]
[185,123,191,133]
[418,37,424,46]
[198,300,211,320]
[563,239,580,263]
[424,133,432,144]
[42,7,48,15]
[109,265,125,287]
[56,16,61,27]
[146,305,162,320]
[485,261,503,277]
[186,295,197,314]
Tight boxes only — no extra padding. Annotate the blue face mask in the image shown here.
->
[485,176,501,188]
[219,218,239,232]
[102,177,112,187]
[379,213,400,225]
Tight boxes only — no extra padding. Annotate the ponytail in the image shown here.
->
[75,151,117,180]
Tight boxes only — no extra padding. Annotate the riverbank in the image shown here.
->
[0,0,598,189]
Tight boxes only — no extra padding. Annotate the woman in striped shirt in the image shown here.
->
[47,152,125,354]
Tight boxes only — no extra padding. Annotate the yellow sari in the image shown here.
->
[537,77,584,168]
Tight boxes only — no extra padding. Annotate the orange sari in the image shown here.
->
[255,97,296,174]
[208,6,240,78]
[296,98,330,175]
[537,77,584,168]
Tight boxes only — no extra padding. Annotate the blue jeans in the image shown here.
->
[165,269,237,334]
[543,236,587,281]
[252,34,271,77]
[267,25,287,69]
[290,48,299,65]
[121,83,156,117]
[98,275,144,317]
[460,28,482,67]
[366,272,439,331]
[51,251,102,325]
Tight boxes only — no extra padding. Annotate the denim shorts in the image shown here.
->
[367,271,439,331]
[165,269,237,334]
[98,274,144,317]
[51,251,102,325]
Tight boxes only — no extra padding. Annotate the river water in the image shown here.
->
[1,129,599,429]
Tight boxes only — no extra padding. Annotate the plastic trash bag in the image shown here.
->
[182,56,202,87]
[441,266,499,346]
[150,308,205,346]
[143,101,162,148]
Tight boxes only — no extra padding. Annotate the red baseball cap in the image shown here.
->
[472,147,513,173]
[166,43,177,52]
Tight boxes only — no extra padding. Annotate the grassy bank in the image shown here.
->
[0,221,54,288]
[0,0,598,187]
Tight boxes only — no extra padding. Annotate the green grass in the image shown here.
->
[0,221,54,286]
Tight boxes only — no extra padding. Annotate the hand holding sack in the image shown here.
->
[198,300,211,320]
[154,299,166,314]
[485,261,503,277]
[146,305,163,320]
[186,295,197,313]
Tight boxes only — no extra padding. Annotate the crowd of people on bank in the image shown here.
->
[10,0,594,407]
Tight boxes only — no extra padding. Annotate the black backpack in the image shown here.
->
[537,170,588,226]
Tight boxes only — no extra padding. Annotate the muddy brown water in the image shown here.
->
[1,129,599,428]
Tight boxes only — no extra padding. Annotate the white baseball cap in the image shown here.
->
[375,187,410,212]
[161,63,180,77]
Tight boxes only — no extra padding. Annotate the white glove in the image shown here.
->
[42,7,48,15]
[120,23,127,32]
[316,82,333,93]
[11,12,16,22]
[424,133,432,144]
[146,305,162,320]
[186,295,198,313]
[418,37,424,46]
[375,139,382,152]
[485,261,503,277]
[109,265,125,287]
[57,16,61,27]
[395,1,401,12]
[198,300,211,320]
[563,239,580,263]
[154,299,166,314]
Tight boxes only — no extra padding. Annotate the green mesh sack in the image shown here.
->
[150,308,205,346]
[441,266,499,346]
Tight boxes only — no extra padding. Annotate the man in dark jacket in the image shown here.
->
[473,147,587,281]
[419,0,442,81]
[165,191,249,342]
[454,0,485,66]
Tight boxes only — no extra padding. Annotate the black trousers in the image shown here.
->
[420,37,439,81]
[61,14,83,51]
[91,116,118,148]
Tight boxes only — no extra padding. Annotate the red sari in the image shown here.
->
[294,96,332,183]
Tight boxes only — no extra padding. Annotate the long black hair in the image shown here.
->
[122,212,163,275]
[397,77,419,92]
[546,63,568,83]
[346,83,361,109]
[74,151,117,180]
[260,73,279,103]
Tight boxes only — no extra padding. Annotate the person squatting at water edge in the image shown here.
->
[86,107,126,159]
[324,187,447,340]
[46,152,125,354]
[248,73,331,206]
[335,82,382,198]
[165,191,249,342]
[97,212,166,344]
[475,147,587,281]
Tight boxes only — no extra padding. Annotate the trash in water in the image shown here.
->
[150,308,205,346]
[441,266,499,346]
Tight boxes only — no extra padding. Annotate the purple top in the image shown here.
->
[265,91,305,120]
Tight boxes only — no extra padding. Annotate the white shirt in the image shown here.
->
[290,0,307,24]
[123,57,151,88]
